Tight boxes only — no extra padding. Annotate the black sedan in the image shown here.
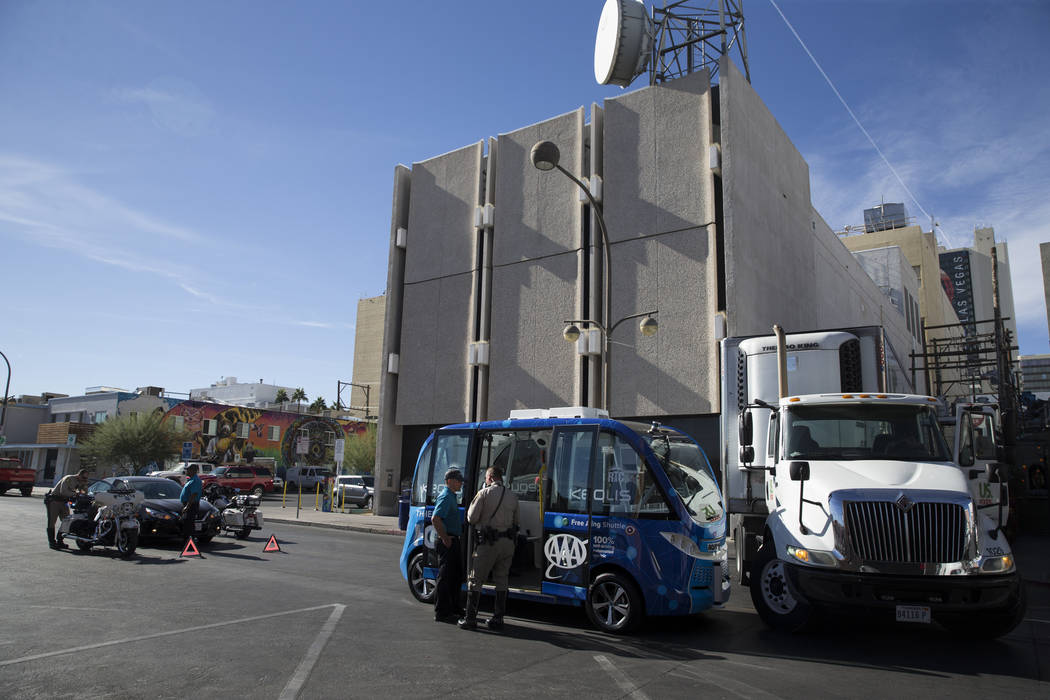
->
[88,477,222,543]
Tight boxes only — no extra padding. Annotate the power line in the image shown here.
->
[767,0,957,249]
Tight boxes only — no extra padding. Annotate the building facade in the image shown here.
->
[189,377,297,408]
[373,58,917,515]
[346,295,385,419]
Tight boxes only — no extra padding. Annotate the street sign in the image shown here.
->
[334,439,345,461]
[0,435,6,446]
[66,435,77,446]
[296,437,309,455]
[182,442,193,460]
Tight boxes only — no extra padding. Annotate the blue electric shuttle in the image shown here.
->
[398,407,729,633]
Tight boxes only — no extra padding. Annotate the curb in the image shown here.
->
[265,516,404,538]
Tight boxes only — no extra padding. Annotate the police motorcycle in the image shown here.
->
[56,479,144,557]
[202,483,264,539]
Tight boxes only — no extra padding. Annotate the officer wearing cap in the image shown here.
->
[459,466,519,631]
[432,466,465,623]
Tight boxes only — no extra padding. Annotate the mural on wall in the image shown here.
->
[163,401,369,467]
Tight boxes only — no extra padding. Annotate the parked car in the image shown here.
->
[285,466,333,491]
[149,461,215,484]
[334,474,374,510]
[201,465,275,496]
[87,476,222,543]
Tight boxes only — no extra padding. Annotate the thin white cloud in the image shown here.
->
[113,79,214,136]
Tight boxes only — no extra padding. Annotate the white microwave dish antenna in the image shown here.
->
[594,0,654,87]
[593,1,751,88]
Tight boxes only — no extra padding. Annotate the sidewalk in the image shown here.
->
[263,500,404,537]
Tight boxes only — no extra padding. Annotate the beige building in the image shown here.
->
[840,224,958,333]
[1040,242,1050,342]
[347,295,385,419]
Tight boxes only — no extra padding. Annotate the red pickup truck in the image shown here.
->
[0,457,35,497]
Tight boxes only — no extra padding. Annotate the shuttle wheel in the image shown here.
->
[586,572,643,633]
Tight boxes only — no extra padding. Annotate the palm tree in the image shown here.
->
[291,388,307,414]
[274,388,290,406]
[309,396,327,413]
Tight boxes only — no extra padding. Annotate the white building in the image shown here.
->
[189,377,297,408]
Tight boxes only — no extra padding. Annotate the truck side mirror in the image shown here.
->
[739,445,755,464]
[789,461,810,481]
[739,410,753,447]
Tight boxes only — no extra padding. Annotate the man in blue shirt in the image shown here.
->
[432,467,465,623]
[179,464,203,541]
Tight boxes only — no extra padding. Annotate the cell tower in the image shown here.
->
[594,0,750,88]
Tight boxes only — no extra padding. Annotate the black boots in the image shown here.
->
[458,591,480,630]
[47,528,66,550]
[485,590,508,631]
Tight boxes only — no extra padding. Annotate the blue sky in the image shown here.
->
[2,0,1048,404]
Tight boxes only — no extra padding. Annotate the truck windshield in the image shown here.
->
[784,403,951,462]
[645,436,724,522]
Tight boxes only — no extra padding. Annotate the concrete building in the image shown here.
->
[346,295,385,419]
[0,387,182,484]
[851,245,922,346]
[1041,242,1050,342]
[189,377,297,408]
[839,223,959,336]
[372,58,917,515]
[1020,354,1050,397]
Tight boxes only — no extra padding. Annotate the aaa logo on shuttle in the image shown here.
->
[544,533,588,578]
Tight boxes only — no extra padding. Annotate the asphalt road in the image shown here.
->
[2,492,1048,699]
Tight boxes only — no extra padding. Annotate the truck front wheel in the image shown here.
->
[20,486,33,497]
[750,541,812,632]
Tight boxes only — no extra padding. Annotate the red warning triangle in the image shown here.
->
[263,534,281,552]
[180,537,201,557]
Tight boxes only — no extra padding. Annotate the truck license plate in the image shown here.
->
[895,605,931,624]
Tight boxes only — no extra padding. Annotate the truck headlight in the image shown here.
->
[786,545,837,567]
[981,555,1014,573]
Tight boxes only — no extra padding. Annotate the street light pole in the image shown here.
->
[532,140,615,409]
[0,350,10,436]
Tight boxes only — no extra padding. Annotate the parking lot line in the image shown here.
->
[279,604,345,700]
[0,603,341,668]
[594,654,650,700]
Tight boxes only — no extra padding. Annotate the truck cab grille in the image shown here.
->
[844,500,967,563]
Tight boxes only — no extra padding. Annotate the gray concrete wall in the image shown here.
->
[375,165,410,515]
[719,57,916,388]
[1042,242,1050,342]
[395,143,483,426]
[603,69,718,415]
[486,110,586,418]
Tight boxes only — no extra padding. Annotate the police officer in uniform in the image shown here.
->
[460,466,519,631]
[44,468,90,550]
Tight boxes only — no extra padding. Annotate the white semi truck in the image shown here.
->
[721,326,1024,636]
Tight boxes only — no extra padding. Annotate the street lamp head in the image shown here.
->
[531,141,561,172]
[562,323,582,343]
[639,315,659,337]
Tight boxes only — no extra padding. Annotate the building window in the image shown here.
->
[173,416,185,432]
[93,411,108,423]
[325,430,336,447]
[128,411,139,420]
[268,425,280,442]
[203,419,218,436]
[236,422,250,439]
